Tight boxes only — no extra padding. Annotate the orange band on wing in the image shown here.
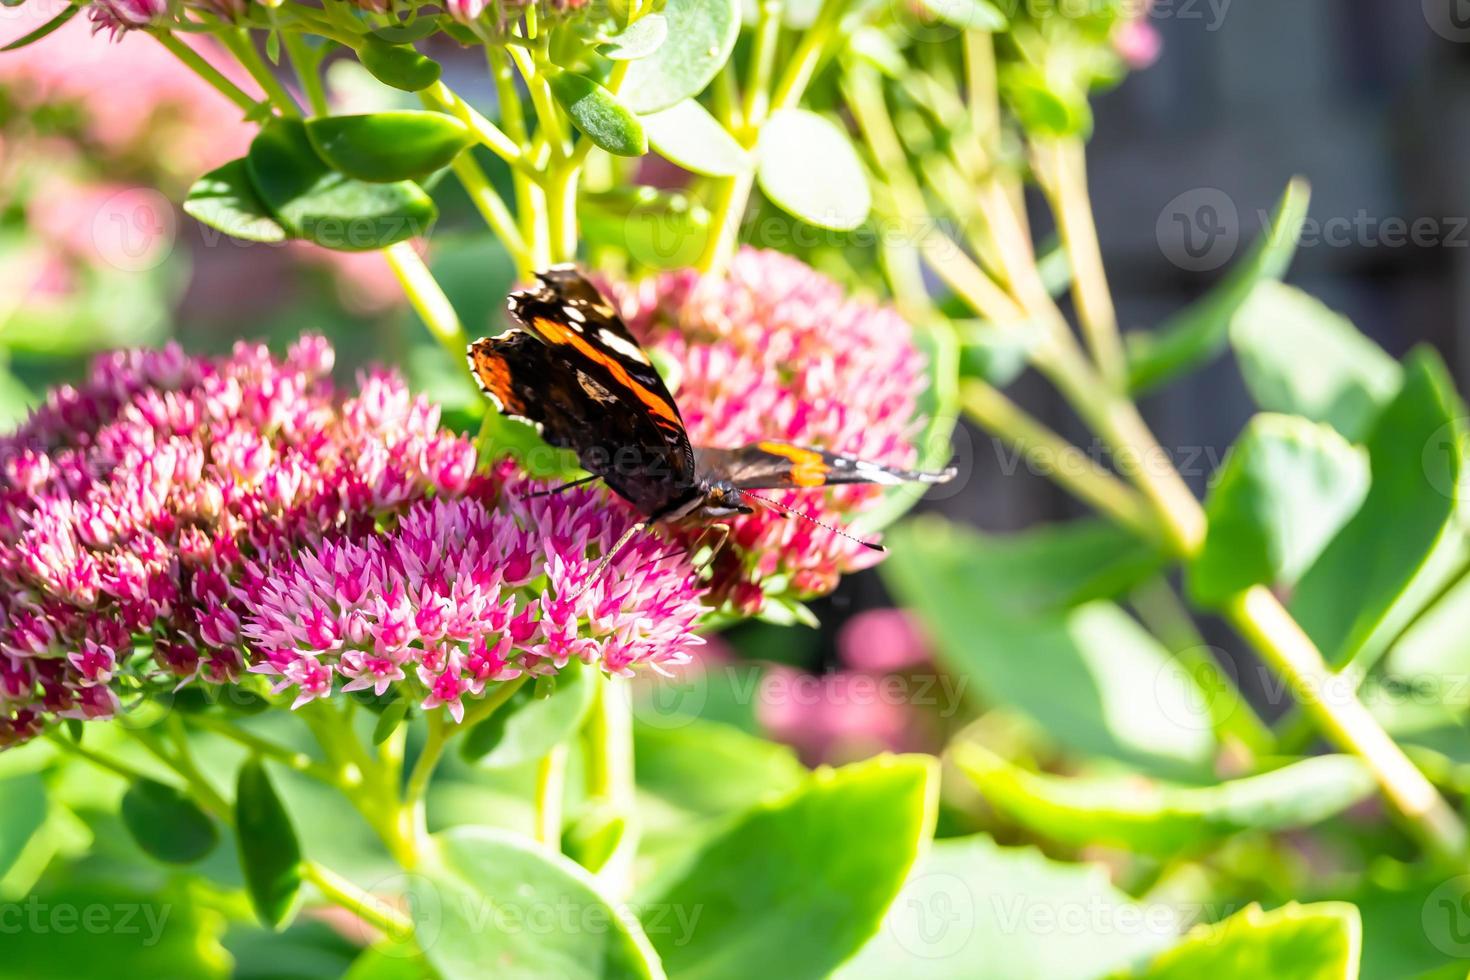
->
[757,442,829,487]
[532,316,682,428]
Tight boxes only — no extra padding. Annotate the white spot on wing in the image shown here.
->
[597,329,650,364]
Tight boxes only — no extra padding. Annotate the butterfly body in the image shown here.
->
[467,265,955,537]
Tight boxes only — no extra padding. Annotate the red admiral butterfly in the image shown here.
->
[467,265,955,563]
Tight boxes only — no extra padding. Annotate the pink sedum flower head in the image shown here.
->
[614,248,930,613]
[0,339,701,747]
[89,0,170,35]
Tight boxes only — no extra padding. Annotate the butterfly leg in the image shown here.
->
[636,523,732,577]
[565,521,649,601]
[522,474,599,499]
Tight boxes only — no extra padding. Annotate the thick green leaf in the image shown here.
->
[1291,348,1468,669]
[549,71,648,157]
[1353,873,1470,979]
[912,0,1006,30]
[633,718,806,892]
[344,944,434,979]
[953,743,1374,856]
[620,0,740,114]
[247,118,436,251]
[183,158,289,243]
[882,516,1213,776]
[120,778,219,865]
[641,99,750,177]
[601,14,668,59]
[0,878,231,978]
[1383,570,1470,712]
[1190,414,1369,606]
[582,187,711,269]
[1127,178,1312,393]
[372,697,411,746]
[306,111,473,182]
[1229,282,1402,441]
[357,38,441,92]
[756,109,871,231]
[837,835,1178,979]
[647,755,936,980]
[236,758,304,930]
[0,773,46,880]
[1119,902,1361,980]
[461,660,596,768]
[414,826,665,980]
[999,64,1091,138]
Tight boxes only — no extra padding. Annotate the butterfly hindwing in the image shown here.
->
[695,441,957,490]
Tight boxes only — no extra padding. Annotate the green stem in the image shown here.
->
[153,33,259,113]
[1128,576,1274,756]
[219,28,301,117]
[586,674,637,900]
[698,168,754,275]
[187,714,347,787]
[282,32,328,116]
[128,728,231,817]
[546,162,580,264]
[43,732,152,783]
[769,0,849,112]
[443,155,531,279]
[535,743,569,850]
[302,861,414,937]
[959,379,1158,542]
[421,82,523,166]
[383,242,469,358]
[1035,138,1127,389]
[1224,587,1467,860]
[740,0,783,136]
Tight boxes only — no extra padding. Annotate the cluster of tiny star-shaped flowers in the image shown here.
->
[615,248,930,613]
[0,337,703,746]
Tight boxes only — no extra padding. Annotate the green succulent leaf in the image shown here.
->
[306,111,473,182]
[0,773,47,880]
[953,743,1375,856]
[600,13,669,60]
[235,758,304,930]
[414,826,665,980]
[1229,281,1402,441]
[246,118,436,251]
[837,835,1179,979]
[461,661,596,768]
[357,38,441,92]
[641,99,750,177]
[620,0,741,114]
[548,71,648,157]
[913,0,1007,31]
[1291,348,1468,670]
[881,516,1219,776]
[183,158,290,243]
[646,755,935,980]
[1190,414,1370,607]
[1127,178,1312,393]
[1118,902,1362,980]
[120,778,219,865]
[756,109,871,231]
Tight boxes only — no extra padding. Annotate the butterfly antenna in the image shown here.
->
[737,491,885,552]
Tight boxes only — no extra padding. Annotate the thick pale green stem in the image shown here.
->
[535,743,569,850]
[282,33,328,116]
[383,242,468,357]
[219,29,301,117]
[1225,587,1467,860]
[421,82,523,166]
[586,675,637,900]
[302,861,414,936]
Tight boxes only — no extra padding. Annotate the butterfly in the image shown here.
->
[467,265,955,564]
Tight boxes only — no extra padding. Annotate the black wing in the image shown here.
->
[468,267,698,517]
[695,442,957,490]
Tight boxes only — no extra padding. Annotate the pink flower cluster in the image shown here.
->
[241,484,704,722]
[615,248,929,612]
[0,338,701,746]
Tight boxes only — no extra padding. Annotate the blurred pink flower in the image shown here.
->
[615,248,929,612]
[1113,8,1162,69]
[837,607,931,674]
[0,17,252,172]
[757,665,928,765]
